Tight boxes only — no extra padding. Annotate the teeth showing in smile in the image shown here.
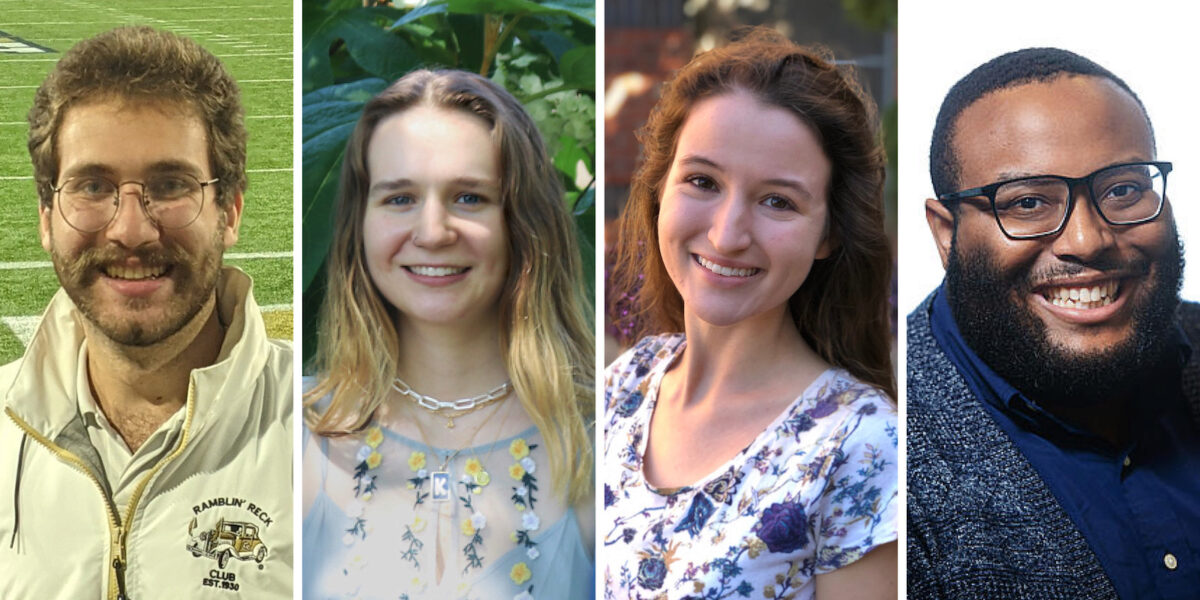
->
[696,255,758,278]
[104,265,166,280]
[1044,280,1119,310]
[407,266,468,277]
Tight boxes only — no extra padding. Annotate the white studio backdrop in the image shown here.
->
[897,0,1200,316]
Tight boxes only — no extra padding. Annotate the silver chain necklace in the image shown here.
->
[392,377,511,428]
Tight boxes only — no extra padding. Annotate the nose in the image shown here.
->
[104,184,160,247]
[707,193,751,253]
[1050,186,1117,262]
[412,198,457,248]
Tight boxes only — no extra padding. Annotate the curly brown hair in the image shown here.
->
[28,26,246,208]
[611,27,895,399]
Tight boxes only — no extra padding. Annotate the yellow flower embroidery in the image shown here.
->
[365,426,384,449]
[509,463,526,480]
[510,561,532,585]
[408,451,426,471]
[509,438,530,460]
[461,518,476,537]
[464,458,484,477]
[366,451,382,469]
[475,471,491,486]
[411,516,426,532]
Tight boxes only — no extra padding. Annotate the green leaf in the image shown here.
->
[443,0,593,25]
[302,7,420,92]
[553,134,586,182]
[302,78,388,290]
[558,45,593,90]
[448,13,485,73]
[573,186,594,216]
[389,1,449,29]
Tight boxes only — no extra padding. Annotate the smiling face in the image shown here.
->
[935,75,1181,401]
[656,90,832,329]
[41,98,241,347]
[362,104,509,330]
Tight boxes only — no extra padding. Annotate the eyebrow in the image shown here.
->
[368,176,499,196]
[677,154,816,201]
[60,160,205,180]
[993,157,1151,181]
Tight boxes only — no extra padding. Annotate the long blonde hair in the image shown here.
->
[306,70,594,503]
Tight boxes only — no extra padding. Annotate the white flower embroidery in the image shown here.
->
[522,511,540,531]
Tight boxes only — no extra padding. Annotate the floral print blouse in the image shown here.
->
[601,334,898,600]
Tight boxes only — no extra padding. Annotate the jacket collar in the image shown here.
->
[3,266,270,442]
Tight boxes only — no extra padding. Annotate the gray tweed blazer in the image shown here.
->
[906,293,1200,599]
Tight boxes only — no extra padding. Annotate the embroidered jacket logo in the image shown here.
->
[186,517,269,569]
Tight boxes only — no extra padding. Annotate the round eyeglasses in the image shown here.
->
[938,161,1171,240]
[52,173,219,233]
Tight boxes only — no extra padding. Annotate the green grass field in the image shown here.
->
[0,0,293,362]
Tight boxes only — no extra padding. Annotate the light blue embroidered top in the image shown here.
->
[303,384,593,600]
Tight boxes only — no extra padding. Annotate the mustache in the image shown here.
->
[57,245,187,283]
[1023,256,1153,289]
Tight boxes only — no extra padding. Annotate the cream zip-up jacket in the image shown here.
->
[0,268,293,599]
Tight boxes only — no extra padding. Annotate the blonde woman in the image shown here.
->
[302,70,594,600]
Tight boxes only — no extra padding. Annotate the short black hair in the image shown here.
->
[929,47,1154,198]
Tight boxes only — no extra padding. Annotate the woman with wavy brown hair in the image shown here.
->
[604,28,897,599]
[302,70,594,600]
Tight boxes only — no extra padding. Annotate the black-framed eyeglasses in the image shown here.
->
[52,173,219,233]
[938,161,1172,240]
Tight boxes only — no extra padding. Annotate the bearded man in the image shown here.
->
[908,47,1200,599]
[0,26,292,598]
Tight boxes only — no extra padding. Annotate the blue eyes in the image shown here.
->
[383,194,415,206]
[382,193,488,207]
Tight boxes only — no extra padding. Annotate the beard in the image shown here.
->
[945,228,1183,406]
[49,218,225,347]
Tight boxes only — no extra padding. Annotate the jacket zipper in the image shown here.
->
[6,408,125,599]
[5,382,197,600]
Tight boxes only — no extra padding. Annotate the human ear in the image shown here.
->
[39,203,52,253]
[222,191,244,249]
[925,198,954,268]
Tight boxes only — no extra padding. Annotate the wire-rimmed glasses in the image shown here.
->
[52,173,219,233]
[938,161,1171,240]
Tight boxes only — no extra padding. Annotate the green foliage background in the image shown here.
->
[301,0,596,364]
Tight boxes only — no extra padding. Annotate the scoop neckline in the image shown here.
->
[634,336,842,496]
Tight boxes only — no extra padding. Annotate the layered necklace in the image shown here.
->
[393,376,511,429]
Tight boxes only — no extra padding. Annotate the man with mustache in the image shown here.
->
[0,27,293,597]
[908,48,1200,599]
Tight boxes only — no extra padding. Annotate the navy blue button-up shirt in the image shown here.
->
[929,285,1200,599]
